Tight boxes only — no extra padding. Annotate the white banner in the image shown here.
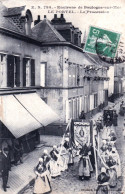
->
[74,121,90,146]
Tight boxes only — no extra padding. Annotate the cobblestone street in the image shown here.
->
[23,159,97,194]
[22,98,125,194]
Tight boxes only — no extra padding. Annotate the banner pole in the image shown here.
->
[93,125,98,180]
[56,118,71,164]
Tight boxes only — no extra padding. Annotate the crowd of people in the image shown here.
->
[0,101,122,193]
[33,105,121,194]
[33,134,95,193]
[93,107,121,194]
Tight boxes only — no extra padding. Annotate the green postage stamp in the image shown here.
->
[84,26,121,58]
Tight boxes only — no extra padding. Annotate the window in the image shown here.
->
[73,99,77,119]
[94,93,98,108]
[84,95,89,113]
[90,94,94,110]
[7,55,20,87]
[23,58,35,87]
[0,54,7,88]
[68,63,83,87]
[76,65,80,86]
[79,65,83,86]
[104,90,108,102]
[66,99,73,122]
[40,63,46,87]
[98,91,101,105]
[68,63,72,87]
[122,67,124,76]
[31,59,35,86]
[79,96,82,115]
[72,65,76,86]
[76,97,79,118]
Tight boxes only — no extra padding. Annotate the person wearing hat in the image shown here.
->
[100,140,108,153]
[102,126,110,140]
[96,167,110,194]
[79,110,86,120]
[49,145,61,178]
[1,147,10,192]
[41,149,51,182]
[41,149,51,168]
[109,131,117,143]
[78,143,93,181]
[112,110,118,127]
[60,139,70,171]
[63,138,74,167]
[106,155,117,188]
[13,139,23,166]
[34,158,52,194]
[110,147,121,178]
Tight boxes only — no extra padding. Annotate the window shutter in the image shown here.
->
[23,58,27,86]
[7,55,14,87]
[31,59,35,86]
[15,56,20,87]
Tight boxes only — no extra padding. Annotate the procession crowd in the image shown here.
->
[0,102,122,194]
[94,108,121,194]
[33,106,121,194]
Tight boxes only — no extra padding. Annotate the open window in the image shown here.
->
[23,58,35,87]
[40,62,46,87]
[7,55,20,88]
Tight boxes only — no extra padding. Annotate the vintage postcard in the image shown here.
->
[0,0,125,193]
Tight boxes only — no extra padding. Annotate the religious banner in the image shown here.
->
[103,109,114,126]
[74,121,91,146]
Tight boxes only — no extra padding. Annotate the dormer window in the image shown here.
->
[25,11,32,35]
[4,6,33,35]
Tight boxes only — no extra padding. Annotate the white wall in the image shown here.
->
[107,66,114,96]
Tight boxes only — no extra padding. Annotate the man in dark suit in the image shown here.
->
[1,147,10,192]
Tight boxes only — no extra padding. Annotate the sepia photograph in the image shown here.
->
[0,0,125,193]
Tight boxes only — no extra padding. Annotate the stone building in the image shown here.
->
[114,62,125,98]
[0,3,58,151]
[0,3,112,136]
[32,14,110,134]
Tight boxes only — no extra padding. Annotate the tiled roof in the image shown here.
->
[4,6,25,16]
[32,19,66,42]
[0,3,39,41]
[52,23,73,30]
[0,3,24,34]
[85,52,110,67]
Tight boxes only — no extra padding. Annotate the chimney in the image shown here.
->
[38,15,40,21]
[60,14,63,18]
[60,14,66,23]
[54,14,57,19]
[34,15,41,26]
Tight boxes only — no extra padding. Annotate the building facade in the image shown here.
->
[0,3,58,151]
[114,62,125,98]
[32,14,109,134]
[0,3,111,136]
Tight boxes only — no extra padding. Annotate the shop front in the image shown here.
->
[0,91,59,162]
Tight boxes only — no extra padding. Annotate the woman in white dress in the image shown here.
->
[110,147,121,178]
[34,158,52,194]
[49,146,61,178]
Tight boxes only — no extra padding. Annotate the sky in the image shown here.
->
[1,0,125,44]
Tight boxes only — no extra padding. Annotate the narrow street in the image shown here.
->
[22,97,125,194]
